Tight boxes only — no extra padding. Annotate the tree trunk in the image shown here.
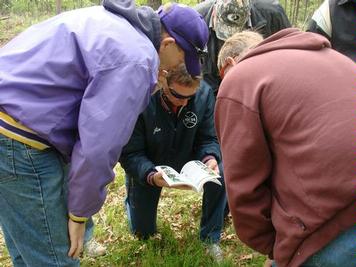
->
[56,0,62,14]
[294,0,300,25]
[288,0,293,22]
[147,0,162,10]
[303,0,309,22]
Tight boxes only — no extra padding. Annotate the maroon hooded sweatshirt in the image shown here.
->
[215,28,356,267]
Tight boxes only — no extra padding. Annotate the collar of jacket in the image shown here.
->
[159,90,184,116]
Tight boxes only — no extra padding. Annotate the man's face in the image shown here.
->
[163,81,197,107]
[159,37,185,72]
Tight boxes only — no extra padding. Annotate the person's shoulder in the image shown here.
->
[252,0,285,13]
[194,0,215,18]
[198,80,214,95]
[252,0,281,6]
[193,80,215,105]
[143,91,161,114]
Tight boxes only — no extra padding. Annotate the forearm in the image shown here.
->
[120,153,156,186]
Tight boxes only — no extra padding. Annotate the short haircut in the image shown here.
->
[166,64,201,88]
[217,31,263,71]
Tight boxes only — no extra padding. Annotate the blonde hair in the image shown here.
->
[166,64,201,88]
[217,31,263,71]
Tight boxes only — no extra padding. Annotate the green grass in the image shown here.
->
[81,165,267,267]
[0,165,266,266]
[0,13,51,46]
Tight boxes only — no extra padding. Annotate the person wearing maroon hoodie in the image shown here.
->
[214,28,356,267]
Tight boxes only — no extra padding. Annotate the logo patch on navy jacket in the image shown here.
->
[153,127,161,135]
[183,112,198,128]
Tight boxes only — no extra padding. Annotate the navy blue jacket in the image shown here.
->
[120,81,221,186]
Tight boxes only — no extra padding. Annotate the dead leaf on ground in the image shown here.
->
[239,253,253,261]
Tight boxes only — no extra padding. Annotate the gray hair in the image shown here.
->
[217,31,263,71]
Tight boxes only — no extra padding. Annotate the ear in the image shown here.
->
[226,56,237,66]
[157,70,169,90]
[160,36,175,49]
[212,6,217,29]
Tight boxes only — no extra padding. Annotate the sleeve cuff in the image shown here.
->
[69,213,89,223]
[202,155,216,164]
[146,171,158,186]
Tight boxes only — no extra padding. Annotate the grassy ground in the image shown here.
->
[82,166,266,267]
[0,14,51,46]
[0,165,266,267]
[0,13,267,267]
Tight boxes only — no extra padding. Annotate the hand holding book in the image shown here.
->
[204,158,219,175]
[152,171,192,190]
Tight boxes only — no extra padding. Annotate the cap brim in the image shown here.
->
[184,50,200,76]
[170,31,202,76]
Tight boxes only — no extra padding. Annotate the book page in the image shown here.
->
[180,160,220,189]
[196,175,222,192]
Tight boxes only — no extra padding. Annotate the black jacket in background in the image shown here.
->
[307,0,356,62]
[195,0,291,95]
[120,81,221,186]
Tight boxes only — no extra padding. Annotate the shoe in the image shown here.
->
[84,239,106,258]
[206,243,223,263]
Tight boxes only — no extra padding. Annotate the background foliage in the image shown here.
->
[0,0,323,27]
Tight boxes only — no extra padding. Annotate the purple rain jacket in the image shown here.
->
[0,2,161,218]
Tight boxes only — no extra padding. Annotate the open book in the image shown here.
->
[155,160,221,193]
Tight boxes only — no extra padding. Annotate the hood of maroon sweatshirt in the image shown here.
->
[239,28,331,63]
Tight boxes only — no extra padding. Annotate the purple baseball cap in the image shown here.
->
[158,3,209,76]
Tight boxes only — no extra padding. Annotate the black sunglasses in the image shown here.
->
[169,87,196,100]
[172,29,208,58]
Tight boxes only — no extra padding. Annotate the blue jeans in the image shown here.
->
[0,135,79,267]
[272,224,356,267]
[125,163,227,243]
[84,218,94,244]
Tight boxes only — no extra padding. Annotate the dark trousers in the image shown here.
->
[125,163,227,243]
